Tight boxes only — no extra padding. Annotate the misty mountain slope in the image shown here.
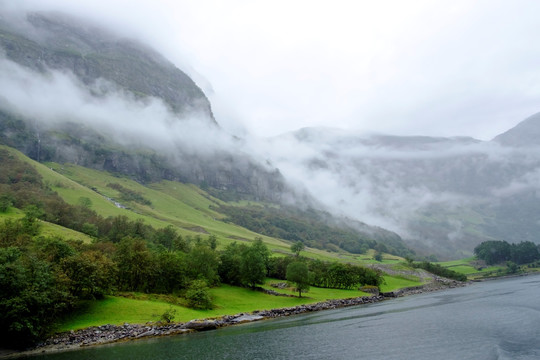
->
[266,119,540,259]
[0,142,288,245]
[0,105,288,201]
[48,161,411,257]
[0,10,411,256]
[0,11,213,120]
[493,112,540,147]
[217,204,412,257]
[1,143,409,262]
[0,11,289,201]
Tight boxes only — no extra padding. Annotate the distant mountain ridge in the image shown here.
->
[493,112,540,147]
[272,114,540,259]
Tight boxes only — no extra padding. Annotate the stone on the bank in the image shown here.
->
[231,314,264,324]
[184,320,218,331]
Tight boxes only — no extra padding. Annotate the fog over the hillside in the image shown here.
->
[249,128,540,254]
[0,56,238,158]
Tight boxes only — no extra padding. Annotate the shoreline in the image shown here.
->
[470,269,540,282]
[0,280,466,359]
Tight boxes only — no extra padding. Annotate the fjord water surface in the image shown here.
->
[32,275,540,360]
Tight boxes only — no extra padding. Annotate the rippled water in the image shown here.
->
[29,275,540,360]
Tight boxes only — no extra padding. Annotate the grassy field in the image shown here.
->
[38,221,94,244]
[355,249,404,264]
[0,206,23,219]
[43,163,295,252]
[57,272,427,333]
[380,274,424,292]
[0,208,93,243]
[57,281,373,331]
[437,257,503,278]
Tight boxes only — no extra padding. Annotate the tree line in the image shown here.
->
[411,261,467,282]
[267,255,383,290]
[0,211,383,347]
[474,240,540,265]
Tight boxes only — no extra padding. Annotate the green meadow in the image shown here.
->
[379,274,424,292]
[57,273,425,332]
[437,257,503,278]
[0,208,93,244]
[58,282,373,331]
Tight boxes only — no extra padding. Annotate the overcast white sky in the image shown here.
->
[7,0,540,140]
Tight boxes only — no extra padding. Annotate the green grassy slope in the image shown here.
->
[44,163,296,253]
[437,257,504,279]
[0,207,93,243]
[1,146,379,264]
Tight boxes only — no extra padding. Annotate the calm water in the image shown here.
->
[28,275,540,360]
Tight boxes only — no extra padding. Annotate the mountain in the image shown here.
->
[0,11,285,201]
[0,11,214,120]
[0,142,411,259]
[271,118,540,259]
[5,10,538,260]
[0,11,411,257]
[492,112,540,147]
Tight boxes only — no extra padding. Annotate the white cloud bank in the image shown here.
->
[0,57,234,157]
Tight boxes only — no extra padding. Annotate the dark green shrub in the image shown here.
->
[185,280,213,309]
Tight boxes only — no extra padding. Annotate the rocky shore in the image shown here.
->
[381,277,465,297]
[3,280,467,358]
[2,295,382,357]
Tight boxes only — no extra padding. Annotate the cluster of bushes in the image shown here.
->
[218,239,270,288]
[106,182,152,206]
[218,239,383,290]
[411,261,467,282]
[474,240,540,265]
[268,256,383,289]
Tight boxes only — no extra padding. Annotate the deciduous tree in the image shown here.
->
[286,261,310,297]
[291,241,305,257]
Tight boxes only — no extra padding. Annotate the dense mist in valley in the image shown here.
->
[254,126,540,257]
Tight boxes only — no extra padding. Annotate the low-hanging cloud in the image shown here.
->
[246,125,540,248]
[5,0,540,140]
[0,56,236,158]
